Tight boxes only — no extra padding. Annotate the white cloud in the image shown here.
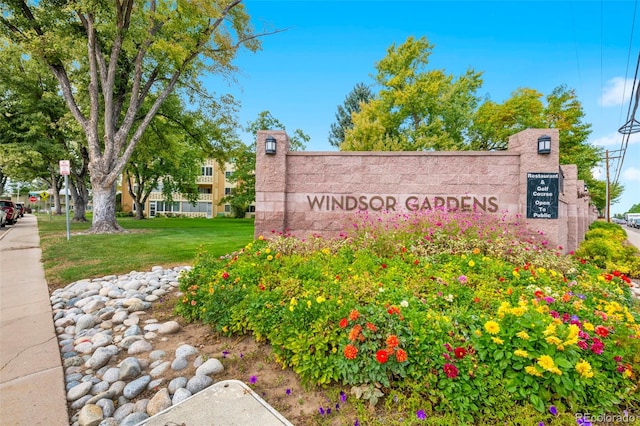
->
[623,167,640,182]
[591,131,640,147]
[600,77,634,107]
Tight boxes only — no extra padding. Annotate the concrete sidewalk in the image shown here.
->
[0,215,69,425]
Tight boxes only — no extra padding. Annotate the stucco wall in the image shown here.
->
[255,129,594,252]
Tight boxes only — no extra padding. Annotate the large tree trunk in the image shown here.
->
[134,200,146,219]
[70,178,89,222]
[88,182,125,233]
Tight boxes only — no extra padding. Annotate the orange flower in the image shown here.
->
[386,335,400,348]
[348,324,362,341]
[339,318,348,328]
[344,344,358,360]
[366,322,377,332]
[348,309,360,321]
[396,348,408,362]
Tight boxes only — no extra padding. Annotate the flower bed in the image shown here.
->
[176,211,640,423]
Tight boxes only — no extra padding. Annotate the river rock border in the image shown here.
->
[51,266,226,426]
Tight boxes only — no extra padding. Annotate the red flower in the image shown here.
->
[381,263,387,269]
[473,297,480,303]
[222,272,230,279]
[534,290,544,298]
[339,318,348,328]
[395,349,408,362]
[366,322,377,332]
[344,344,358,360]
[348,310,360,321]
[595,325,609,338]
[454,347,467,359]
[376,350,389,364]
[613,270,621,277]
[443,363,459,379]
[387,306,400,315]
[414,259,420,265]
[386,335,399,348]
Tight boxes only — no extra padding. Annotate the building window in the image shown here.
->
[246,205,255,213]
[225,171,232,179]
[201,166,213,176]
[224,204,231,213]
[224,187,233,195]
[198,187,212,194]
[156,201,180,212]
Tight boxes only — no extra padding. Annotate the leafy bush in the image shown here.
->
[576,221,640,277]
[176,212,640,423]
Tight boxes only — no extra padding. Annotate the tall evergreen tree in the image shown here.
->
[328,83,372,148]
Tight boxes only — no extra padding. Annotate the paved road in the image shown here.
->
[625,225,640,251]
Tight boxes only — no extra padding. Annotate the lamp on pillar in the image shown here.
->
[537,135,551,154]
[265,136,277,155]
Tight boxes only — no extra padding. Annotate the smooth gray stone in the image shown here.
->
[119,335,143,350]
[186,375,213,394]
[120,412,149,426]
[70,394,93,410]
[123,375,151,399]
[195,358,224,376]
[90,380,109,395]
[113,403,134,423]
[171,387,191,405]
[127,339,152,355]
[67,381,93,401]
[149,350,166,360]
[118,358,141,380]
[66,380,81,391]
[98,417,118,426]
[147,378,164,390]
[175,344,197,359]
[157,321,180,334]
[85,347,113,370]
[168,377,188,394]
[101,367,120,383]
[170,357,188,371]
[134,398,149,414]
[86,390,116,405]
[96,399,115,418]
[149,361,170,378]
[123,325,141,337]
[75,314,96,333]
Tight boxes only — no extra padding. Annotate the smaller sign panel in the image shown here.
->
[29,196,37,203]
[59,160,70,176]
[526,172,559,219]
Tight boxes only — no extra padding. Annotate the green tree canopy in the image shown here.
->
[342,36,483,151]
[1,0,266,233]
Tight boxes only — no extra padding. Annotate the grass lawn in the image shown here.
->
[37,214,254,289]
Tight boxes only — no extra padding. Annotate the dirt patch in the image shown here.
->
[141,296,354,425]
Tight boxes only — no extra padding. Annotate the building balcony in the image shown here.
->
[197,176,214,184]
[148,192,213,202]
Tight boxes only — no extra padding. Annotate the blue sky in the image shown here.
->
[207,0,640,215]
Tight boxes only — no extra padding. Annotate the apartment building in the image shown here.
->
[121,160,252,218]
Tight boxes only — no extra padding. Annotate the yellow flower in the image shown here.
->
[510,307,526,317]
[491,337,504,345]
[525,366,543,377]
[264,248,271,254]
[289,305,294,312]
[316,295,325,303]
[321,248,330,255]
[267,255,273,261]
[537,267,546,274]
[545,336,562,346]
[307,300,312,308]
[472,248,481,255]
[548,366,562,375]
[484,320,500,335]
[543,323,556,336]
[497,302,511,317]
[512,270,520,278]
[258,235,264,240]
[514,350,529,358]
[474,330,483,337]
[576,359,594,378]
[537,355,556,371]
[516,331,530,340]
[583,322,594,331]
[468,260,476,267]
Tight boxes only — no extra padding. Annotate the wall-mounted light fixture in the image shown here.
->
[537,135,551,154]
[265,136,277,155]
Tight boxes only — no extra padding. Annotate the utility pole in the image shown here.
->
[605,150,610,223]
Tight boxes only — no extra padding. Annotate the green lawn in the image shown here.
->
[37,214,254,289]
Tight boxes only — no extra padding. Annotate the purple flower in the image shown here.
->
[327,408,332,415]
[578,294,586,300]
[544,297,555,304]
[286,388,291,395]
[354,420,360,426]
[335,403,340,411]
[539,423,545,426]
[549,405,557,416]
[577,416,592,426]
[319,407,325,415]
[222,350,229,358]
[416,409,427,420]
[458,275,468,284]
[340,391,347,402]
[249,375,257,384]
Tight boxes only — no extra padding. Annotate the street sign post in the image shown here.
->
[29,196,37,203]
[60,160,71,240]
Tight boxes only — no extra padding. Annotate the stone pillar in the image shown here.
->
[508,129,562,250]
[255,130,290,239]
[562,165,578,252]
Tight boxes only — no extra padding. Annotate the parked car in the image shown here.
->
[15,202,25,218]
[633,219,640,229]
[0,200,18,225]
[0,208,6,228]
